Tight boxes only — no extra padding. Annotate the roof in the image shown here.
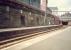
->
[9,0,45,13]
[0,0,45,14]
[61,12,71,16]
[48,7,58,11]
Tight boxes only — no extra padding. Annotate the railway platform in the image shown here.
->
[1,26,71,50]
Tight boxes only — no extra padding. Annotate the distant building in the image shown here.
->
[46,7,52,14]
[60,12,71,21]
[49,7,58,16]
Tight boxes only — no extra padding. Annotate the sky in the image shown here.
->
[48,0,71,11]
[48,0,71,15]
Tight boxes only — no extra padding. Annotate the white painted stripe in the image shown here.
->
[0,25,58,32]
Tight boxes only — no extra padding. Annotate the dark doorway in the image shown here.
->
[21,16,25,26]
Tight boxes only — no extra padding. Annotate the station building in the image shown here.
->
[0,0,49,28]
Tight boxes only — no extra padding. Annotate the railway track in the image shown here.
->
[0,25,64,49]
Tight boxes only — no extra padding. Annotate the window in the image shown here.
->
[0,6,7,14]
[0,6,9,28]
[19,0,30,4]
